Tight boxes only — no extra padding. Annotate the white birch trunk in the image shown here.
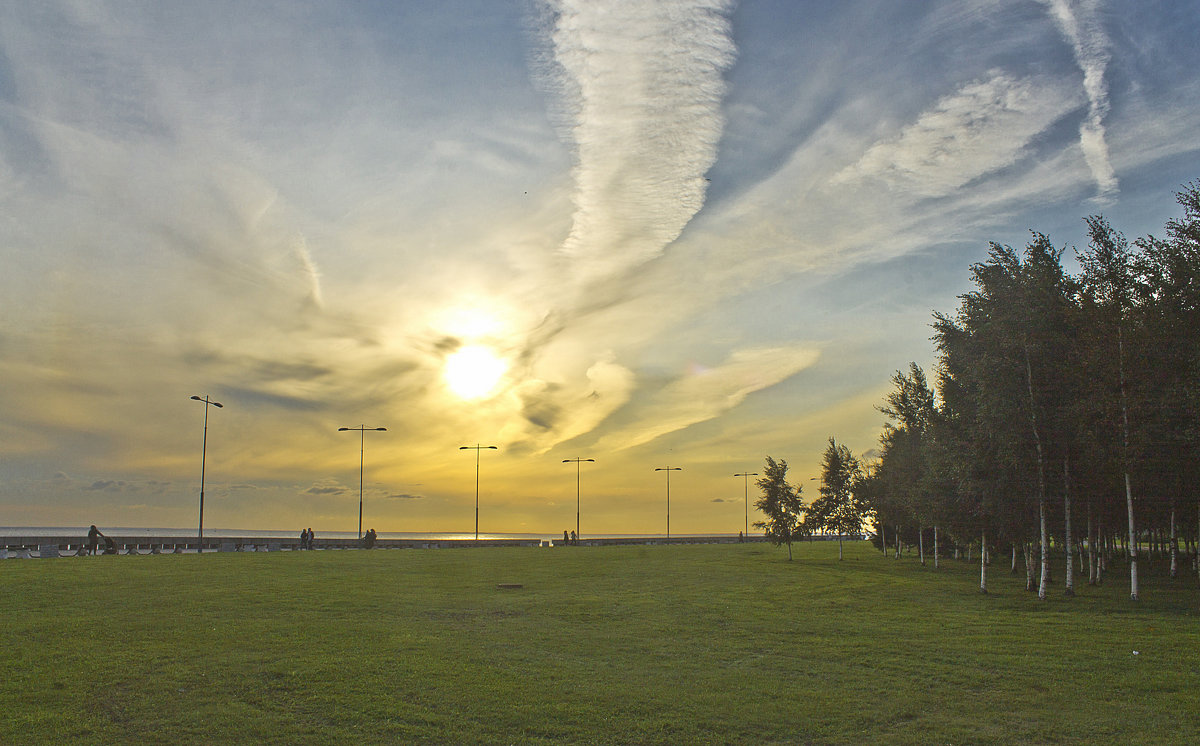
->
[1025,543,1035,592]
[1169,504,1177,578]
[1024,344,1051,602]
[919,525,925,566]
[979,528,988,594]
[1117,326,1138,601]
[1011,544,1017,574]
[1064,458,1075,597]
[933,525,939,569]
[1125,472,1138,601]
[895,525,901,559]
[1087,503,1096,585]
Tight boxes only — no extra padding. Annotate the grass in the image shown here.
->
[2,541,1199,744]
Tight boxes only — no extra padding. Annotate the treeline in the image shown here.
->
[853,180,1200,600]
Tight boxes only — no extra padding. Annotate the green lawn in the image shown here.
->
[2,541,1198,744]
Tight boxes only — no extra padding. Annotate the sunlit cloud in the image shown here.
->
[593,346,821,452]
[533,0,736,285]
[1039,0,1118,199]
[834,72,1080,198]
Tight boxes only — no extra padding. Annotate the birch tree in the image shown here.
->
[1079,217,1142,600]
[810,437,864,560]
[753,457,805,561]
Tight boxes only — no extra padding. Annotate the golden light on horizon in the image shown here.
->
[444,345,508,400]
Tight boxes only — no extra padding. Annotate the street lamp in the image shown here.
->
[190,395,223,552]
[562,458,594,540]
[338,425,387,539]
[654,467,682,539]
[733,472,758,536]
[460,444,498,541]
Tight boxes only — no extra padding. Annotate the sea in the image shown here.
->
[0,526,725,541]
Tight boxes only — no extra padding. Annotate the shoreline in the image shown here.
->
[2,532,769,557]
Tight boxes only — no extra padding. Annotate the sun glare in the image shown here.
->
[444,345,507,400]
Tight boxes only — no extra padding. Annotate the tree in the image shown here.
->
[875,364,936,564]
[809,437,864,560]
[753,456,805,561]
[1079,216,1142,600]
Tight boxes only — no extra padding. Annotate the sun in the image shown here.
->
[444,345,508,400]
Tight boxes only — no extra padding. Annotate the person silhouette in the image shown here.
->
[87,525,104,556]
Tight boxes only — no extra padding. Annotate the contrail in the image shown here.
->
[534,0,736,282]
[1041,0,1118,198]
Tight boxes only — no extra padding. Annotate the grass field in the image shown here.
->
[2,540,1199,744]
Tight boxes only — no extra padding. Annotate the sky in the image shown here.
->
[2,0,1199,537]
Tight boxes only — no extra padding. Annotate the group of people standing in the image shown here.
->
[298,527,314,550]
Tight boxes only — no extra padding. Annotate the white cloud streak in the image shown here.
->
[592,346,820,452]
[835,72,1079,198]
[535,0,736,284]
[1040,0,1118,198]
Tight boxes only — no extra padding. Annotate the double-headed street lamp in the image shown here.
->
[562,457,594,541]
[654,467,682,539]
[190,395,223,552]
[460,444,498,541]
[733,472,759,536]
[338,425,387,539]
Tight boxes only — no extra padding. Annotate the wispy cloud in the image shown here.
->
[533,0,736,284]
[835,72,1079,198]
[593,346,820,451]
[303,480,349,496]
[1039,0,1117,199]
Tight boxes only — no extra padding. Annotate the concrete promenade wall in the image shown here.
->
[3,534,772,556]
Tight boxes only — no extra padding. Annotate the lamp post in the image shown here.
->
[190,395,223,553]
[338,425,387,539]
[733,471,758,536]
[654,467,681,539]
[460,444,497,541]
[562,457,594,541]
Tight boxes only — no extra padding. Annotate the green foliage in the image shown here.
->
[2,546,1199,744]
[808,437,865,552]
[752,456,805,560]
[859,179,1200,600]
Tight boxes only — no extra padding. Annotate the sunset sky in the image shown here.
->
[2,0,1199,536]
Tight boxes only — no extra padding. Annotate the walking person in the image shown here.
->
[299,528,308,550]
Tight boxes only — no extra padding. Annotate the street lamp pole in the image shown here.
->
[562,458,594,540]
[190,395,223,553]
[338,425,387,539]
[734,472,758,536]
[654,467,681,539]
[460,444,498,541]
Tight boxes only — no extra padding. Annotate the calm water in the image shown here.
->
[0,526,726,541]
